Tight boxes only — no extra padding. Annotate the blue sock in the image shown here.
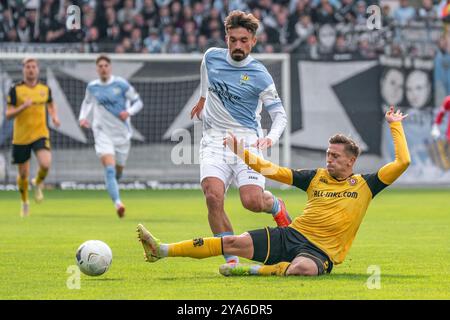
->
[104,165,120,204]
[214,232,239,263]
[270,195,280,216]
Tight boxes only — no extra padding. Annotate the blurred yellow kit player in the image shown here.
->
[6,57,60,217]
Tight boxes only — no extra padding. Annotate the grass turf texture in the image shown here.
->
[0,188,449,300]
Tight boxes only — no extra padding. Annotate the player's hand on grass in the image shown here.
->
[79,119,90,128]
[119,111,130,121]
[252,137,273,150]
[190,97,205,120]
[223,133,245,158]
[385,106,408,123]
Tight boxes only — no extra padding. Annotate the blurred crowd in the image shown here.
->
[0,0,449,58]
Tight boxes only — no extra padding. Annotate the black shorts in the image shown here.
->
[12,138,51,164]
[248,226,333,275]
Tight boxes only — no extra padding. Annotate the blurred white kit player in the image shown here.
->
[79,55,143,218]
[190,11,291,265]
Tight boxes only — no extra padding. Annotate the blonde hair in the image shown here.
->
[22,57,38,65]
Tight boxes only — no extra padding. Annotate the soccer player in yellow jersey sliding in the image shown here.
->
[137,106,410,276]
[6,57,60,217]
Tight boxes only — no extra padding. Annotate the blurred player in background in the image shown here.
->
[430,96,450,169]
[137,107,410,277]
[6,57,60,217]
[79,55,143,218]
[431,96,450,142]
[189,11,290,265]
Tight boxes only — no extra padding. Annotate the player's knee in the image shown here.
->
[204,190,224,209]
[222,235,239,250]
[18,171,28,179]
[286,262,318,276]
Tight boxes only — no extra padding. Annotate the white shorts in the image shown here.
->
[200,143,265,190]
[93,129,130,167]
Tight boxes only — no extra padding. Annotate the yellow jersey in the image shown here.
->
[7,81,53,145]
[242,121,410,265]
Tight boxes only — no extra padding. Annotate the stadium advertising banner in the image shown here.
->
[292,55,450,185]
[1,55,449,186]
[380,55,450,184]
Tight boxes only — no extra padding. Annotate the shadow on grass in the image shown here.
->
[84,278,125,282]
[158,275,219,281]
[321,273,427,281]
[156,273,428,282]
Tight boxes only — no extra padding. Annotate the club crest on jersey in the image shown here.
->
[348,177,358,186]
[113,87,121,95]
[40,90,46,97]
[240,73,250,85]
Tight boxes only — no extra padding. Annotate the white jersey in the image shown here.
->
[200,47,287,148]
[79,75,142,145]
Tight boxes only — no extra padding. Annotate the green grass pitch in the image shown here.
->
[0,188,449,300]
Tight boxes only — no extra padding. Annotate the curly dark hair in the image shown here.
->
[224,11,259,35]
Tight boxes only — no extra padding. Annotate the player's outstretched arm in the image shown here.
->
[224,133,294,185]
[378,106,411,185]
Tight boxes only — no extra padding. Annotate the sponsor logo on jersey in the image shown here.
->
[313,190,358,199]
[208,81,241,104]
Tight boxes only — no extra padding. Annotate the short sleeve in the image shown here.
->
[47,87,53,103]
[292,169,317,191]
[7,85,17,106]
[362,172,389,198]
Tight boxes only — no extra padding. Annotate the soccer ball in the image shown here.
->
[76,240,112,276]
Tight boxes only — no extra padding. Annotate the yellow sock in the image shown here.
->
[17,176,29,203]
[35,168,48,185]
[258,262,291,276]
[168,237,222,259]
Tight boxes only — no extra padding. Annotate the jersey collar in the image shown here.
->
[328,171,355,182]
[226,51,253,67]
[100,75,115,85]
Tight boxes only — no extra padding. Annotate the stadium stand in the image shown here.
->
[0,0,447,58]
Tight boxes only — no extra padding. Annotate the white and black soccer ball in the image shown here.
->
[76,240,112,276]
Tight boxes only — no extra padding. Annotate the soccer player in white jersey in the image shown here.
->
[79,55,143,218]
[190,11,291,264]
